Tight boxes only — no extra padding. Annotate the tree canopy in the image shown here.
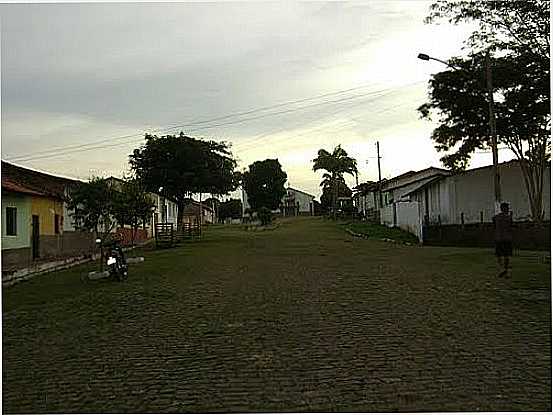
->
[219,199,243,221]
[421,0,550,221]
[242,159,287,211]
[67,177,116,237]
[129,132,240,223]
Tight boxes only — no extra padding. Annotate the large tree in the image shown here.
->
[242,159,287,212]
[420,0,550,221]
[312,145,357,218]
[129,132,240,226]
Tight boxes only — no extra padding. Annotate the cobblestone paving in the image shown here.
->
[3,218,551,412]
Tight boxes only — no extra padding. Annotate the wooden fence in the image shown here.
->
[155,222,201,248]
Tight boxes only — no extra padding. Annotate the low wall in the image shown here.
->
[2,231,96,273]
[380,205,395,227]
[396,201,422,242]
[2,247,32,271]
[423,221,550,251]
[115,227,149,247]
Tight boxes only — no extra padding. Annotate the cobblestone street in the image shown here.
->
[3,217,551,412]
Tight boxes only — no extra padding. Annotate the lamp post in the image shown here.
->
[418,52,501,211]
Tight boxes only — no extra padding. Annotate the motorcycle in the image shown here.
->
[84,237,143,282]
[105,240,128,281]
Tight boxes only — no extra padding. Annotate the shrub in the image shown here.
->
[258,207,273,226]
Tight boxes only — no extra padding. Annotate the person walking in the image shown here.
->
[493,202,513,278]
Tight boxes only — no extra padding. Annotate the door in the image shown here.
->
[32,215,40,259]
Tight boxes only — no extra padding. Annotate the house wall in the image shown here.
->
[288,190,314,214]
[63,202,76,231]
[2,192,32,250]
[31,196,64,236]
[380,205,395,227]
[416,162,551,225]
[396,201,422,241]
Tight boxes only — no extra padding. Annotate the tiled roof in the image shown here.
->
[1,177,49,197]
[1,161,81,198]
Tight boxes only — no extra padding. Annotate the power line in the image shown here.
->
[235,96,418,152]
[7,81,399,161]
[7,81,424,163]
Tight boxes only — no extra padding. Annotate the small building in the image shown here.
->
[241,185,315,217]
[182,199,215,225]
[282,187,316,216]
[2,161,94,272]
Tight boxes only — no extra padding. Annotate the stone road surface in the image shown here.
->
[3,217,551,412]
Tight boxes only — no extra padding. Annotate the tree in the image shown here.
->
[312,145,357,218]
[426,1,549,60]
[242,159,287,212]
[129,132,240,227]
[219,199,243,222]
[320,176,352,215]
[421,0,550,221]
[112,179,155,246]
[67,177,116,239]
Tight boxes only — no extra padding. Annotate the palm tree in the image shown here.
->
[312,145,357,218]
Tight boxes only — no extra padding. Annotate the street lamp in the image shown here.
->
[418,52,501,212]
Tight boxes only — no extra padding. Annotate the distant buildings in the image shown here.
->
[241,186,316,217]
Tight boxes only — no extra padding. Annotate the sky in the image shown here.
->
[1,1,515,199]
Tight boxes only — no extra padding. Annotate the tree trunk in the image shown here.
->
[199,192,203,235]
[131,223,137,247]
[177,199,185,231]
[332,173,338,220]
[518,158,545,223]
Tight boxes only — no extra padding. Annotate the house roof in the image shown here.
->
[183,199,214,212]
[1,161,82,199]
[382,167,450,192]
[286,187,315,198]
[401,159,552,197]
[402,176,446,197]
[354,181,380,195]
[1,177,49,197]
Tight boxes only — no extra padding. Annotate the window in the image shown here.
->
[6,207,17,236]
[54,214,60,234]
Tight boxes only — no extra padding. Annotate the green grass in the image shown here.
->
[339,220,420,244]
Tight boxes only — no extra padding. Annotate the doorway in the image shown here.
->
[32,215,40,259]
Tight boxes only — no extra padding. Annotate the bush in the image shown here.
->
[258,207,273,226]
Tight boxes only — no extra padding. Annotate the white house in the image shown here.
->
[282,187,316,216]
[355,167,450,235]
[148,193,179,236]
[241,186,316,217]
[406,160,551,225]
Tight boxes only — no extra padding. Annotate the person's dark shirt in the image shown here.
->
[493,212,513,241]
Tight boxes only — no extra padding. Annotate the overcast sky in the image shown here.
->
[1,2,515,198]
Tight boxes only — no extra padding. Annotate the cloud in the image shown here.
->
[1,1,481,197]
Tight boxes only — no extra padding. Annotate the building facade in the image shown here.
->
[2,162,95,272]
[241,186,315,217]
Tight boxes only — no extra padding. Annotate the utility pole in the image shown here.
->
[486,50,501,212]
[376,141,382,208]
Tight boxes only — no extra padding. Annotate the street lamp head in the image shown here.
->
[417,53,430,61]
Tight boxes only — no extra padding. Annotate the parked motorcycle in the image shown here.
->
[84,237,143,282]
[104,240,128,281]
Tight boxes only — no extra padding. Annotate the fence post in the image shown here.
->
[480,211,484,224]
[461,212,464,228]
